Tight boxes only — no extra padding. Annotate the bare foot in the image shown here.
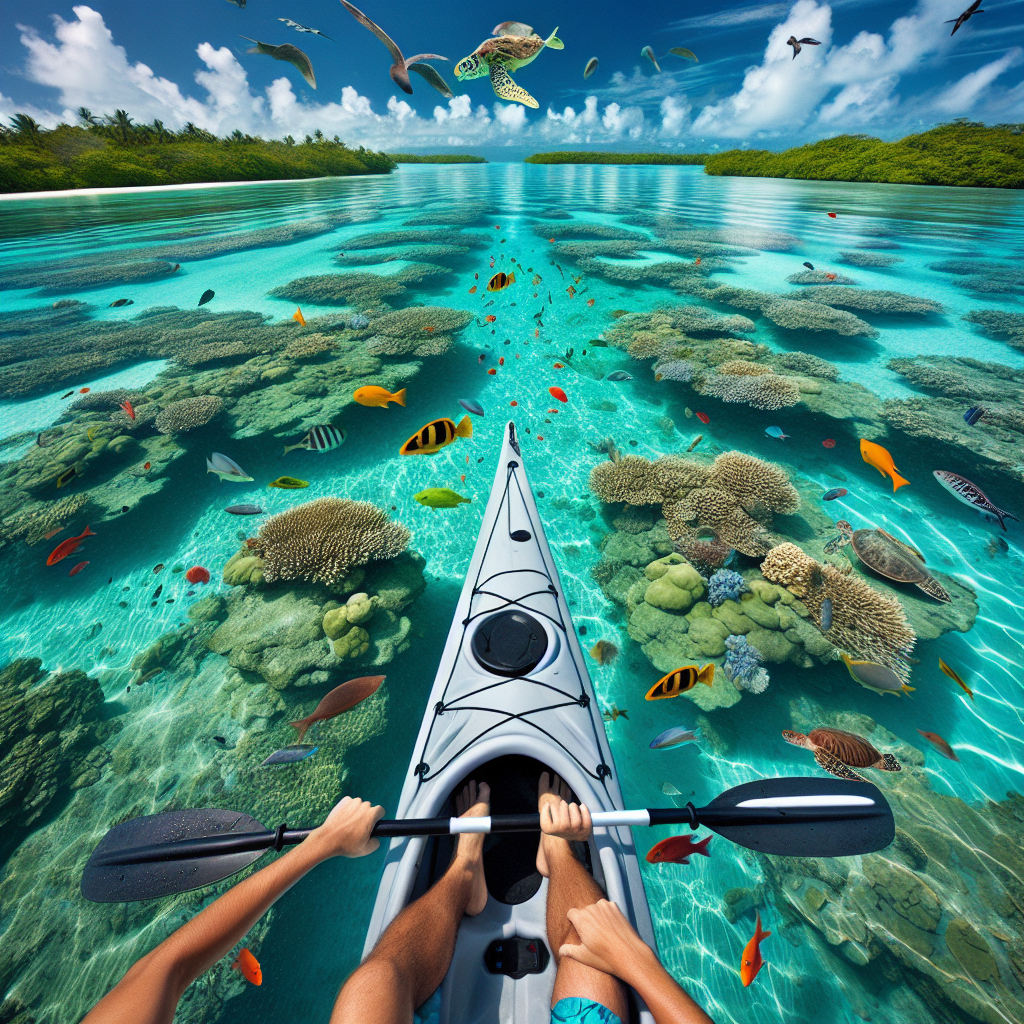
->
[453,780,490,916]
[536,771,573,878]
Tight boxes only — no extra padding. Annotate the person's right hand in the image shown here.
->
[559,899,656,982]
[310,795,384,859]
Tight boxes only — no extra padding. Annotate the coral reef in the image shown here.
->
[403,202,491,226]
[154,395,224,434]
[283,333,337,359]
[786,270,858,285]
[339,228,478,250]
[708,569,747,607]
[696,366,803,411]
[661,306,756,335]
[722,634,769,693]
[799,287,944,316]
[838,251,904,268]
[534,222,650,242]
[370,305,474,338]
[269,264,449,310]
[776,351,840,380]
[336,243,471,266]
[762,298,879,337]
[652,359,696,382]
[962,309,1024,351]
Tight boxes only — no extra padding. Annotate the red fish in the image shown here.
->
[43,527,65,540]
[553,363,564,369]
[822,438,836,448]
[549,387,568,403]
[485,315,496,323]
[740,912,771,986]
[536,435,544,440]
[695,411,710,424]
[587,298,595,307]
[694,257,701,266]
[646,834,712,865]
[510,400,518,406]
[120,399,136,420]
[825,272,837,281]
[46,525,95,566]
[499,357,505,366]
[469,286,478,294]
[487,368,497,375]
[186,565,211,584]
[566,285,577,298]
[534,329,540,337]
[828,212,837,218]
[143,462,151,470]
[548,409,559,413]
[917,729,959,761]
[69,561,90,576]
[79,387,90,393]
[548,237,555,242]
[495,225,500,229]
[232,948,262,986]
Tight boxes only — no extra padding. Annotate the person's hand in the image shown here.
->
[309,795,384,859]
[559,900,657,983]
[539,771,592,842]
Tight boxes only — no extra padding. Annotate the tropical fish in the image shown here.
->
[606,371,633,381]
[186,566,211,584]
[602,704,628,722]
[487,271,515,291]
[840,653,914,695]
[822,438,836,448]
[860,439,909,491]
[414,487,472,510]
[153,563,164,573]
[695,412,710,424]
[549,387,568,403]
[291,307,306,326]
[231,948,262,986]
[485,314,496,323]
[641,45,661,72]
[109,299,133,307]
[820,597,833,631]
[584,56,599,78]
[684,436,702,454]
[825,272,837,281]
[152,584,163,599]
[268,476,309,489]
[459,398,484,416]
[917,730,959,761]
[225,504,263,515]
[822,488,847,501]
[487,368,497,375]
[400,416,473,456]
[740,912,771,987]
[765,426,789,440]
[646,665,715,700]
[589,640,619,665]
[828,212,837,218]
[587,298,595,307]
[143,462,151,470]
[60,390,74,400]
[207,452,253,482]
[649,727,699,750]
[646,834,711,865]
[354,386,406,408]
[933,470,1018,531]
[938,657,973,700]
[68,561,89,576]
[566,285,576,298]
[291,675,385,741]
[43,527,64,540]
[261,744,319,766]
[135,668,164,685]
[87,426,98,442]
[198,289,215,306]
[468,285,478,294]
[531,274,542,285]
[56,466,78,488]
[963,406,984,426]
[119,399,136,420]
[283,424,346,455]
[553,363,564,369]
[46,526,95,565]
[803,262,814,270]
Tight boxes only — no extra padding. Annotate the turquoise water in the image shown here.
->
[1,165,1022,1024]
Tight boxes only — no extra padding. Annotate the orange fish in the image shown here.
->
[548,237,555,242]
[460,474,466,482]
[573,275,582,284]
[43,527,64,540]
[120,399,136,420]
[79,387,90,393]
[917,729,959,761]
[547,409,559,413]
[549,387,568,403]
[292,307,306,326]
[825,272,837,281]
[694,257,701,266]
[487,368,497,375]
[232,948,262,986]
[499,357,505,366]
[860,439,909,491]
[828,212,837,218]
[537,435,545,440]
[47,525,95,566]
[566,285,576,298]
[553,363,564,369]
[646,834,711,865]
[469,285,478,294]
[740,912,770,986]
[510,400,517,406]
[69,560,89,576]
[291,676,385,740]
[424,325,436,333]
[485,315,496,323]
[143,462,151,470]
[587,298,595,307]
[939,658,973,701]
[534,329,540,337]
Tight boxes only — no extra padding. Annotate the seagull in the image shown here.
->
[338,0,453,97]
[223,0,246,8]
[278,18,333,41]
[787,36,822,59]
[946,0,984,35]
[240,37,316,89]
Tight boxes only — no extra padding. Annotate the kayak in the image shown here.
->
[362,421,657,1023]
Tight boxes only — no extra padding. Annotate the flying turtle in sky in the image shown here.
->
[947,1,984,36]
[241,37,316,88]
[783,727,902,783]
[454,24,563,108]
[787,36,821,59]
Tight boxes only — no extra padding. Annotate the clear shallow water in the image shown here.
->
[0,165,1022,1024]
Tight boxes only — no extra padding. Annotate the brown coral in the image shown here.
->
[366,333,453,357]
[697,371,802,411]
[154,395,223,435]
[284,333,337,359]
[370,305,473,338]
[706,451,800,516]
[254,498,410,587]
[589,456,709,506]
[716,360,772,376]
[665,491,775,557]
[762,299,878,338]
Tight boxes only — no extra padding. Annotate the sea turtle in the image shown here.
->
[454,25,563,108]
[782,727,902,783]
[851,528,951,602]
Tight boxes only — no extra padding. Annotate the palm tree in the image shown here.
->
[231,129,244,143]
[151,119,170,143]
[77,107,100,126]
[10,113,43,139]
[106,109,136,145]
[313,128,324,143]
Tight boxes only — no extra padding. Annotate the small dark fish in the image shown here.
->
[803,262,814,270]
[686,435,703,453]
[606,371,633,382]
[548,291,552,304]
[60,391,75,400]
[225,504,264,515]
[963,406,984,426]
[261,744,319,766]
[590,339,608,348]
[822,487,848,501]
[478,353,485,364]
[198,289,215,306]
[213,736,226,744]
[121,505,129,513]
[917,729,959,761]
[56,466,77,488]
[483,299,494,308]
[153,584,163,599]
[153,563,164,573]
[820,598,833,631]
[458,398,485,417]
[109,298,133,307]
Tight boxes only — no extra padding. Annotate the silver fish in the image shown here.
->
[207,452,253,482]
[650,727,699,749]
[225,504,263,515]
[820,597,833,631]
[261,744,319,766]
[605,371,634,382]
[458,398,484,416]
[933,470,1019,532]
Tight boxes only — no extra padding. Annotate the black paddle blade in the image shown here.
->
[81,809,267,903]
[699,776,894,857]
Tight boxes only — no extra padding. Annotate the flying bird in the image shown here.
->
[641,45,661,72]
[787,36,822,59]
[338,0,453,97]
[946,1,984,35]
[223,0,246,8]
[278,18,333,40]
[241,37,317,88]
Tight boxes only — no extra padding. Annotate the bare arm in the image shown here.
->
[560,900,714,1024]
[82,796,384,1024]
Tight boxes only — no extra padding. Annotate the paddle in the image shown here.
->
[81,776,893,903]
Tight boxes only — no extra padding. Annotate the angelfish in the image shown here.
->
[933,470,1019,532]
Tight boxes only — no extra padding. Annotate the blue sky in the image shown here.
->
[1,0,1021,155]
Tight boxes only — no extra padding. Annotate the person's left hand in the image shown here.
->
[539,772,592,842]
[309,795,384,859]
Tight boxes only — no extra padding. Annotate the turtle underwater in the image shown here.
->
[782,727,902,783]
[454,23,563,108]
[851,528,951,603]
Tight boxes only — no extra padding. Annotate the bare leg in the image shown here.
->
[538,774,629,1020]
[331,781,490,1024]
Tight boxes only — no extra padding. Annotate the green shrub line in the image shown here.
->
[0,110,396,193]
[525,152,708,165]
[388,153,487,163]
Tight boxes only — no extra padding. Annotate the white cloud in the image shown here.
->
[934,47,1024,112]
[659,95,691,137]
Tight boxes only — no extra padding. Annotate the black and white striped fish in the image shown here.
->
[933,470,1019,532]
[283,424,346,456]
[400,415,473,455]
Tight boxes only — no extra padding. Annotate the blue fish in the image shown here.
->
[261,744,318,766]
[650,727,699,750]
[765,426,789,440]
[963,406,984,426]
[820,598,833,631]
[822,488,848,501]
[458,398,484,417]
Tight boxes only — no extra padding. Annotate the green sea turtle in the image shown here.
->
[782,727,902,783]
[454,25,563,108]
[851,528,951,602]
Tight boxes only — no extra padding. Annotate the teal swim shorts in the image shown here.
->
[551,996,623,1024]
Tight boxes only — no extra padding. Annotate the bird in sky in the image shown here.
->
[240,37,316,89]
[338,0,453,97]
[946,1,984,36]
[787,36,822,59]
[278,18,333,41]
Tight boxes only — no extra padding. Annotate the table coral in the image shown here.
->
[762,298,879,337]
[154,395,223,434]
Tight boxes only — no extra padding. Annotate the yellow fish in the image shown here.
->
[354,385,406,408]
[841,653,914,695]
[939,658,973,701]
[400,415,472,456]
[860,439,909,491]
[487,271,515,292]
[268,476,309,489]
[292,307,306,326]
[645,664,714,700]
[87,426,97,441]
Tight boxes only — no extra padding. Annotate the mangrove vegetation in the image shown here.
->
[525,152,707,165]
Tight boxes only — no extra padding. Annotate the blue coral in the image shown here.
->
[722,634,770,694]
[707,569,747,607]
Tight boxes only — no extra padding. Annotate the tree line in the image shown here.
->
[525,152,708,165]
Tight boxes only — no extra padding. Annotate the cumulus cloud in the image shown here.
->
[934,47,1024,113]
